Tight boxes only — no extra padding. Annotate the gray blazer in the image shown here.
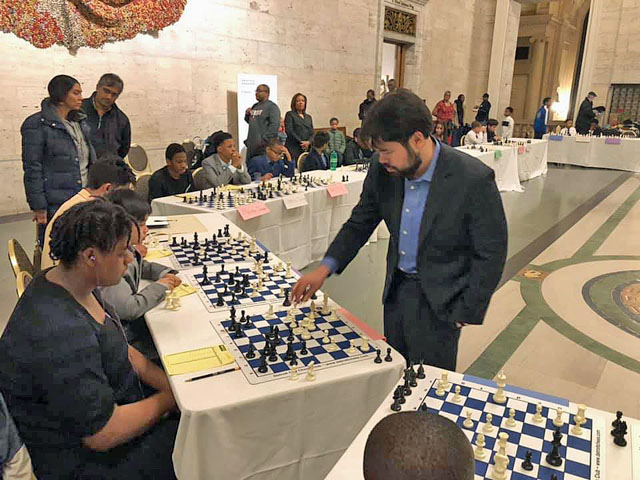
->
[201,154,251,189]
[99,250,171,322]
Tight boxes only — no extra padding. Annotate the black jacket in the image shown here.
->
[81,94,131,159]
[576,98,595,134]
[302,149,332,172]
[21,99,97,214]
[344,139,373,166]
[476,100,491,123]
[284,111,314,163]
[325,142,508,326]
[358,99,376,121]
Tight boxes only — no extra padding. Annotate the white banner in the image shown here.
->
[237,74,278,158]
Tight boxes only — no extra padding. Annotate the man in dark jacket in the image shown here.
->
[244,84,280,161]
[82,73,131,159]
[576,91,597,134]
[344,128,373,166]
[292,90,508,370]
[475,93,491,123]
[359,90,377,122]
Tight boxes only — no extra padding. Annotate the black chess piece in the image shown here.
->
[521,451,533,471]
[181,237,187,247]
[182,195,187,203]
[273,326,280,342]
[228,274,235,286]
[222,284,229,296]
[416,360,425,379]
[289,350,298,366]
[258,353,268,373]
[200,266,210,285]
[263,251,269,264]
[231,293,237,304]
[228,316,237,333]
[550,475,558,480]
[216,293,224,307]
[402,378,412,396]
[171,236,178,247]
[240,310,246,323]
[420,403,428,412]
[391,391,402,411]
[612,410,623,428]
[245,315,253,328]
[283,288,292,307]
[374,349,382,363]
[408,365,418,388]
[212,234,217,245]
[287,328,295,342]
[246,342,256,359]
[224,224,230,236]
[193,232,199,247]
[613,421,628,447]
[234,325,244,339]
[268,344,278,362]
[384,347,393,362]
[300,340,308,355]
[234,282,242,294]
[215,271,221,283]
[285,341,294,361]
[545,428,563,467]
[229,304,236,319]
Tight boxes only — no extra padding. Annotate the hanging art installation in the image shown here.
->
[0,0,187,50]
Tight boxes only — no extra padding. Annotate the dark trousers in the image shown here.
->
[383,272,461,370]
[534,131,544,139]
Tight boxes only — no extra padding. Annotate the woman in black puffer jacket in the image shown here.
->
[21,75,97,244]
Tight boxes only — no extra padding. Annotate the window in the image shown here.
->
[515,46,530,61]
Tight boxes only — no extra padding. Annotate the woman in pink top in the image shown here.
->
[432,91,456,144]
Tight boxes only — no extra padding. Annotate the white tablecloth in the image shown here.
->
[145,213,405,480]
[326,365,640,479]
[545,135,640,172]
[511,138,548,181]
[151,171,390,270]
[456,145,524,192]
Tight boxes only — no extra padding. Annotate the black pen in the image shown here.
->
[184,366,239,382]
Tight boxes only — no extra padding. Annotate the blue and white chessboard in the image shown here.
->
[188,264,299,312]
[211,305,379,384]
[389,370,605,480]
[166,237,266,269]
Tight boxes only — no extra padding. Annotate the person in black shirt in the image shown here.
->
[359,90,377,122]
[576,91,597,134]
[0,201,178,480]
[588,119,603,137]
[344,128,374,166]
[81,73,131,159]
[148,143,194,201]
[486,118,500,143]
[284,93,314,164]
[475,93,491,123]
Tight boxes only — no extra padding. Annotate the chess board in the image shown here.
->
[211,305,380,384]
[166,236,266,269]
[391,370,605,480]
[188,264,299,312]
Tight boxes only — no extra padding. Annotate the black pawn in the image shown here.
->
[258,353,268,373]
[228,316,237,333]
[230,305,236,319]
[234,282,242,294]
[300,340,308,355]
[268,344,278,362]
[231,293,237,304]
[402,378,412,396]
[521,451,533,471]
[287,328,295,342]
[171,236,178,247]
[408,365,418,388]
[384,347,393,362]
[391,398,402,412]
[374,349,382,364]
[417,360,425,379]
[550,476,558,480]
[245,315,253,328]
[246,343,256,359]
[215,272,221,283]
[283,288,292,307]
[216,293,224,307]
[289,350,298,366]
[263,251,269,263]
[285,341,294,361]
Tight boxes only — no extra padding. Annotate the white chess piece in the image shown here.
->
[301,328,311,341]
[285,260,292,278]
[329,309,339,321]
[533,402,544,423]
[347,340,357,354]
[463,410,474,429]
[361,337,370,352]
[322,330,330,344]
[492,453,508,480]
[506,408,517,427]
[483,414,494,433]
[172,295,181,310]
[435,380,445,397]
[325,339,339,352]
[553,407,564,427]
[493,370,507,404]
[440,372,450,389]
[474,433,486,460]
[497,432,509,457]
[322,293,330,315]
[289,365,299,381]
[305,361,316,381]
[572,404,587,435]
[164,290,174,310]
[452,386,462,403]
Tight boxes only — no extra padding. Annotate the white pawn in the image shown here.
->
[533,402,544,423]
[463,410,474,429]
[572,404,587,435]
[329,309,339,321]
[305,361,316,381]
[361,337,370,352]
[483,414,494,433]
[289,365,299,381]
[434,379,445,397]
[506,408,517,427]
[452,386,462,403]
[474,433,486,459]
[265,304,276,319]
[172,295,181,310]
[440,372,450,389]
[347,340,358,354]
[301,328,311,341]
[553,407,564,427]
[326,338,339,352]
[322,330,330,344]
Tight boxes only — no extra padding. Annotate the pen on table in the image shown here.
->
[185,366,240,382]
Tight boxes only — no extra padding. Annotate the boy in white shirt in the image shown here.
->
[560,119,577,136]
[465,121,486,145]
[501,107,515,140]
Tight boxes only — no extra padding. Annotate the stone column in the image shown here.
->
[525,37,547,122]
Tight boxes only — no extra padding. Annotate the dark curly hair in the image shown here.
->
[106,189,151,223]
[49,200,133,265]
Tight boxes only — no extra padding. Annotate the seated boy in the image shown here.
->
[101,189,181,358]
[560,119,577,136]
[486,118,501,143]
[465,121,486,145]
[247,137,294,182]
[363,412,474,480]
[148,143,194,201]
[302,131,333,172]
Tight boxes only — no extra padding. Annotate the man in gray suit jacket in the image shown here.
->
[292,90,508,370]
[201,131,251,189]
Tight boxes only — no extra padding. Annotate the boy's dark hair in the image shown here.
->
[543,96,552,104]
[87,155,135,189]
[330,117,339,124]
[266,137,283,150]
[487,119,499,127]
[106,189,151,223]
[505,106,514,114]
[363,412,474,480]
[48,75,80,105]
[165,143,186,161]
[49,200,132,264]
[471,121,482,129]
[209,131,234,153]
[313,131,330,149]
[361,89,433,147]
[353,127,361,139]
[482,93,489,98]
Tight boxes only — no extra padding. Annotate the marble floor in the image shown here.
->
[2,165,639,419]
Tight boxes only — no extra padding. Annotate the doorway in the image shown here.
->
[381,40,406,96]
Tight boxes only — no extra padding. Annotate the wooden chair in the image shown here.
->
[297,152,309,172]
[134,173,152,202]
[16,270,32,298]
[126,144,151,175]
[191,167,207,191]
[8,239,35,278]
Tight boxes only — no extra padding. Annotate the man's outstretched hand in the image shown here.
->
[291,265,331,304]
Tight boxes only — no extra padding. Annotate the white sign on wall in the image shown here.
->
[237,74,278,156]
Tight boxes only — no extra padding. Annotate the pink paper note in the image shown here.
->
[326,183,348,198]
[237,202,270,220]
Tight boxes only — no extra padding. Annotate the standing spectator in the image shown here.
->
[486,119,500,143]
[432,91,456,144]
[433,121,446,142]
[359,89,377,122]
[148,143,194,201]
[576,91,597,134]
[534,97,552,139]
[560,119,577,136]
[501,107,515,140]
[277,118,287,145]
[302,132,332,172]
[244,84,280,160]
[201,131,251,189]
[384,79,397,97]
[475,93,491,123]
[327,117,346,155]
[22,74,97,245]
[344,128,373,166]
[247,137,294,181]
[454,94,465,126]
[465,121,486,145]
[284,93,314,165]
[81,73,131,159]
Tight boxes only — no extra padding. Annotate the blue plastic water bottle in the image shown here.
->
[330,151,338,171]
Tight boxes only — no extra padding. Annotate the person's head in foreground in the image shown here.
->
[49,200,133,288]
[363,412,474,480]
[106,189,152,248]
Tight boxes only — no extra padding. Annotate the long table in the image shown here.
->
[144,213,405,480]
[545,134,640,172]
[511,138,548,181]
[456,144,524,192]
[326,365,640,479]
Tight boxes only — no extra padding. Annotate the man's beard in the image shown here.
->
[386,145,422,179]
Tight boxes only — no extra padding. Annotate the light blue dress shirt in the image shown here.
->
[321,140,441,275]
